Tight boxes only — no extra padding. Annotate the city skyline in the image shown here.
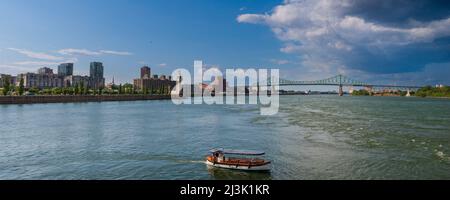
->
[0,0,450,85]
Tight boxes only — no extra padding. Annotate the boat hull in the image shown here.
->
[205,160,271,171]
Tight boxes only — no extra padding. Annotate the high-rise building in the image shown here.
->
[90,62,104,79]
[38,67,54,75]
[90,62,105,89]
[58,63,73,77]
[141,66,151,79]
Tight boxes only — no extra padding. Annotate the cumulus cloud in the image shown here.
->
[7,48,64,61]
[237,0,450,83]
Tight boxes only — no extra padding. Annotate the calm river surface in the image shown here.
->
[1,96,449,180]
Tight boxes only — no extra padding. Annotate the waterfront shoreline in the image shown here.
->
[0,95,171,105]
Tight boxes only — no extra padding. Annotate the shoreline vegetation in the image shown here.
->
[1,80,449,104]
[352,85,450,98]
[0,79,175,104]
[0,81,172,96]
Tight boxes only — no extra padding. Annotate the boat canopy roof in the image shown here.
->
[210,148,265,156]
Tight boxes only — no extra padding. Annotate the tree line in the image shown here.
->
[352,85,450,98]
[415,86,450,98]
[1,77,24,96]
[1,77,172,96]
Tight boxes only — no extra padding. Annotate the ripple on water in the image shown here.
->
[0,96,449,179]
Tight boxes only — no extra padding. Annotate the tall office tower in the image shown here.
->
[90,62,105,89]
[90,62,104,79]
[58,63,74,77]
[141,66,151,79]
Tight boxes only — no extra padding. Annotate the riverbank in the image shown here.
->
[0,95,171,105]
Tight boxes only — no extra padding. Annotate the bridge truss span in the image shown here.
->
[260,74,422,96]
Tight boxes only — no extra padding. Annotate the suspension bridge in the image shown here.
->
[261,74,422,96]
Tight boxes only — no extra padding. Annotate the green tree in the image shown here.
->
[29,87,39,94]
[62,87,67,95]
[65,87,74,95]
[148,85,153,95]
[18,78,24,96]
[143,86,148,95]
[43,88,52,95]
[52,87,62,95]
[352,89,371,96]
[2,76,10,96]
[415,85,450,98]
[84,86,89,95]
[74,83,79,95]
[122,83,133,94]
[79,81,85,95]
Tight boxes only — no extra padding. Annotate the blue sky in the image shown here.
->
[1,0,449,85]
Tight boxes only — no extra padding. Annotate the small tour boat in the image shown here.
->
[205,148,271,171]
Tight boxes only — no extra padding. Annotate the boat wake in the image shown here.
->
[176,160,206,164]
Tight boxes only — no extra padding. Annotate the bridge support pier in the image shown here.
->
[339,85,344,96]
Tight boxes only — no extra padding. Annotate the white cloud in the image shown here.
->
[0,64,39,74]
[237,0,450,84]
[270,59,290,65]
[13,61,61,66]
[328,41,352,51]
[237,14,266,24]
[57,49,102,56]
[7,48,64,61]
[12,58,78,66]
[238,1,450,47]
[280,43,303,53]
[99,50,132,56]
[58,49,132,56]
[159,63,167,67]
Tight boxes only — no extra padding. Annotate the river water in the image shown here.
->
[0,96,449,180]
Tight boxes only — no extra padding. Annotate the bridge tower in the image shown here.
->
[339,84,344,96]
[338,75,344,96]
